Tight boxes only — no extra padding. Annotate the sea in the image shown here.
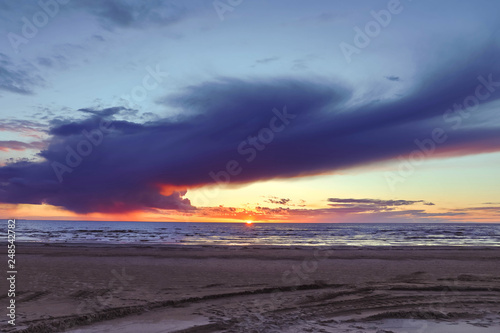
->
[7,220,500,247]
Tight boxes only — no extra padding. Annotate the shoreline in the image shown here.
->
[8,241,500,248]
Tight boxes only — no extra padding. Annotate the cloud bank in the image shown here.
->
[1,46,500,214]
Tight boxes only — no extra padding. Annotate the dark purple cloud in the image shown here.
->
[0,45,500,214]
[255,57,280,65]
[385,75,400,82]
[328,198,434,207]
[325,198,432,214]
[71,0,196,30]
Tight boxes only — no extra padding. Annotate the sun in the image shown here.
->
[245,220,253,224]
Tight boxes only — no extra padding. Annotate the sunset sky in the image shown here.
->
[1,0,500,223]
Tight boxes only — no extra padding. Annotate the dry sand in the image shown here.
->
[1,243,500,332]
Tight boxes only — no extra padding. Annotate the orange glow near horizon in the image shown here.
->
[2,201,500,223]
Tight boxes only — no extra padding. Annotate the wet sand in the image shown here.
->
[1,243,500,332]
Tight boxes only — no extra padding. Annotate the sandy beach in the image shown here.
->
[1,244,500,332]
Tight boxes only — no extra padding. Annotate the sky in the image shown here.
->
[0,0,500,223]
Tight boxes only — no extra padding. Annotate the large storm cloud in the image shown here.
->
[1,45,500,214]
